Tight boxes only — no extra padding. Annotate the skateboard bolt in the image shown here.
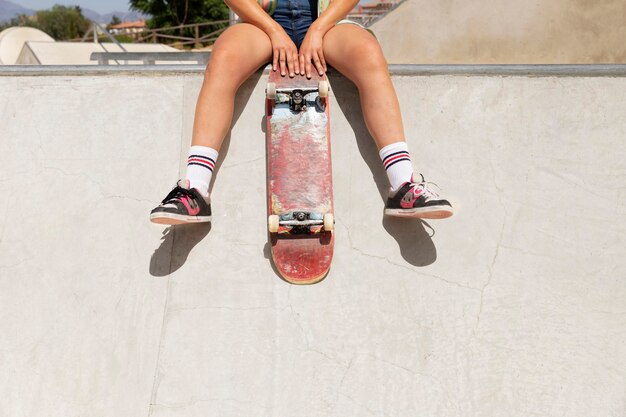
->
[296,212,306,221]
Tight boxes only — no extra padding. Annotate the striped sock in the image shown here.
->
[379,141,414,191]
[185,145,219,197]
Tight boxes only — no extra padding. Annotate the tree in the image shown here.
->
[1,17,16,32]
[0,6,90,40]
[109,15,122,27]
[34,5,91,40]
[0,14,39,32]
[129,0,229,35]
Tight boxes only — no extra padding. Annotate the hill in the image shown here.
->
[0,0,34,22]
[0,1,147,25]
[81,9,148,24]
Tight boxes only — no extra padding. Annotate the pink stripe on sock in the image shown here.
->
[383,153,410,168]
[188,158,215,169]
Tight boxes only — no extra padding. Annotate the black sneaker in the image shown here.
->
[385,173,453,219]
[150,180,212,225]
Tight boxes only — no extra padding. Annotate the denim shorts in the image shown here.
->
[272,0,317,49]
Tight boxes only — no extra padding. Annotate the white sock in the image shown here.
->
[379,141,414,191]
[185,145,219,197]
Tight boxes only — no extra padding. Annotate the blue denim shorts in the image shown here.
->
[272,0,316,49]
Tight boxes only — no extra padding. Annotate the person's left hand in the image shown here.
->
[299,29,327,78]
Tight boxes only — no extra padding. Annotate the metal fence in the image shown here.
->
[80,20,229,49]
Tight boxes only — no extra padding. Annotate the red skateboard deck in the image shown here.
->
[266,70,334,285]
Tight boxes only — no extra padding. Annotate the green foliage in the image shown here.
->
[128,0,229,47]
[34,5,91,40]
[109,15,122,27]
[0,5,90,40]
[111,34,134,43]
[129,0,229,31]
[0,15,38,32]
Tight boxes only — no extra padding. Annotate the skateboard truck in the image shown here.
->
[290,90,305,112]
[266,81,330,113]
[268,211,334,234]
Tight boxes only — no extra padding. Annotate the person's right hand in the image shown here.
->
[269,31,300,77]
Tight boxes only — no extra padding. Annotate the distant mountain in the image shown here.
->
[0,0,34,23]
[81,8,148,24]
[0,1,147,25]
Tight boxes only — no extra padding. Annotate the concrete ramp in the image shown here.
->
[0,27,54,65]
[371,0,626,64]
[0,66,624,417]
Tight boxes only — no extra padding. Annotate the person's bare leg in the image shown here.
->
[321,24,404,150]
[322,24,453,219]
[150,24,273,225]
[192,23,273,150]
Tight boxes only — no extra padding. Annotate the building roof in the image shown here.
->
[110,20,146,30]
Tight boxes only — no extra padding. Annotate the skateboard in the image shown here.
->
[265,69,334,285]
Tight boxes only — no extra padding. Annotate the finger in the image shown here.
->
[279,49,287,76]
[273,48,279,71]
[287,50,295,77]
[293,51,300,76]
[299,54,305,76]
[312,52,324,76]
[319,50,327,73]
[305,53,312,79]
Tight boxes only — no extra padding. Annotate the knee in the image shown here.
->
[203,47,245,86]
[202,64,238,94]
[206,46,240,74]
[354,37,387,71]
[345,38,389,86]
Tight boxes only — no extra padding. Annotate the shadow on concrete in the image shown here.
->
[329,71,437,267]
[262,241,282,279]
[383,217,437,266]
[149,70,263,277]
[209,69,265,195]
[150,224,212,277]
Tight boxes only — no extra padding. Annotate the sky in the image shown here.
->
[16,0,132,14]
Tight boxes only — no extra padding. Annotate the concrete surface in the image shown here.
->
[15,42,181,65]
[371,0,626,64]
[0,66,625,417]
[0,27,54,65]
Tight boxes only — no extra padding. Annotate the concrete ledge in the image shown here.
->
[391,64,626,77]
[2,64,626,77]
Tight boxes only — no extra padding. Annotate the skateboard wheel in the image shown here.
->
[266,82,276,100]
[323,213,334,231]
[268,214,280,233]
[319,81,329,98]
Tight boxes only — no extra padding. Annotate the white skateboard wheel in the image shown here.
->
[323,213,334,231]
[266,82,276,100]
[319,81,329,98]
[268,215,280,233]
